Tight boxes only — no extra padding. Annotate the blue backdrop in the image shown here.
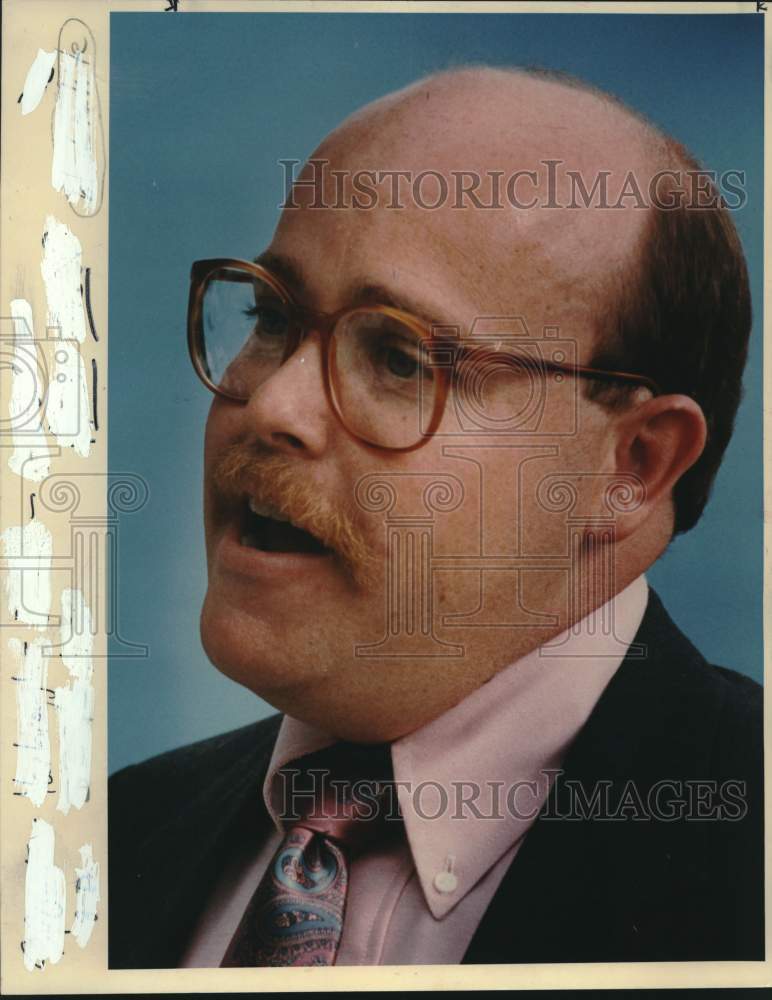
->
[108,11,763,774]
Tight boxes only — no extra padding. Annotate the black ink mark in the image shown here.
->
[757,1,767,10]
[30,493,36,519]
[91,358,99,431]
[85,267,99,341]
[17,93,22,104]
[165,0,180,9]
[48,66,55,84]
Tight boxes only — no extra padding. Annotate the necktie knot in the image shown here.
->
[221,740,398,967]
[277,740,398,855]
[294,781,393,855]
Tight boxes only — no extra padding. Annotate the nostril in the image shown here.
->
[272,431,304,450]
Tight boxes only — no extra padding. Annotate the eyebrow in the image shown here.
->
[252,249,450,332]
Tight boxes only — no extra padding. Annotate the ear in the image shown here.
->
[610,394,707,541]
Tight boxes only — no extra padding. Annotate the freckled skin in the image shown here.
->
[200,69,706,743]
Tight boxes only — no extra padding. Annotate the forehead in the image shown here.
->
[269,73,653,346]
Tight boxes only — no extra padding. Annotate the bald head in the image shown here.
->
[273,64,749,536]
[281,66,667,358]
[332,64,664,174]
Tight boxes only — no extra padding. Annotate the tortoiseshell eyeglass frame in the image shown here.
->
[188,257,661,453]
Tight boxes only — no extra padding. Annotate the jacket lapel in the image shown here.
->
[109,714,282,968]
[461,588,729,963]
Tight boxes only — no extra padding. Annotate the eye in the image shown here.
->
[383,344,419,380]
[244,300,291,338]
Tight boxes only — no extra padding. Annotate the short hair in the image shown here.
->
[392,64,752,535]
[586,143,751,536]
[508,65,751,535]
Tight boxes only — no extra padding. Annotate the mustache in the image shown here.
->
[212,443,376,587]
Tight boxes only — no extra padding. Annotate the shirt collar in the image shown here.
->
[263,574,649,919]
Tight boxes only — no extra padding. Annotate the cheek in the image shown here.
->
[202,399,245,494]
[203,399,234,463]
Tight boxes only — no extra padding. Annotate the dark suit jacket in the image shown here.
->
[108,589,764,967]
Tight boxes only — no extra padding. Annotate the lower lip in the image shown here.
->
[215,520,336,582]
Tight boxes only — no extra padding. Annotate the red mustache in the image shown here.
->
[211,443,376,586]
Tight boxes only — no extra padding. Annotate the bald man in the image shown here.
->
[109,68,762,967]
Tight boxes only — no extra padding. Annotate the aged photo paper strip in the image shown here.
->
[0,0,769,993]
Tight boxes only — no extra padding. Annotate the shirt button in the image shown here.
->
[434,870,458,894]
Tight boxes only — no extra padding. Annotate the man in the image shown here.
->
[109,66,762,967]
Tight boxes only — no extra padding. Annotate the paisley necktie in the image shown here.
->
[221,742,395,967]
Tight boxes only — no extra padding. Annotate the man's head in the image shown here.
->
[197,66,750,741]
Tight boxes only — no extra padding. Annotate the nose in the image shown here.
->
[241,330,333,456]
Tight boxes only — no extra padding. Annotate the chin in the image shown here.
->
[199,590,311,700]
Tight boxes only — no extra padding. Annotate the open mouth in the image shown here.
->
[240,497,330,556]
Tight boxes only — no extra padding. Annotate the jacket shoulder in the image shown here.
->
[706,662,763,774]
[711,661,763,711]
[109,713,283,821]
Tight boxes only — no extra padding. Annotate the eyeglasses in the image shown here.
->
[187,257,660,452]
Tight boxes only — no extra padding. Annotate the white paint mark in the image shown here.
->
[23,818,66,971]
[46,339,91,457]
[9,639,51,808]
[41,217,87,344]
[54,589,94,814]
[51,49,98,214]
[60,587,94,664]
[9,298,34,342]
[71,844,99,949]
[7,299,51,482]
[54,682,94,815]
[20,49,56,116]
[1,521,53,629]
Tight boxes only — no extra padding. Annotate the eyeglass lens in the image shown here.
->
[198,268,439,449]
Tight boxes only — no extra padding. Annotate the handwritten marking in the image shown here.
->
[71,844,99,948]
[91,358,98,432]
[84,266,98,341]
[9,639,51,807]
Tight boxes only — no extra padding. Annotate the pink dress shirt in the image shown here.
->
[181,574,648,966]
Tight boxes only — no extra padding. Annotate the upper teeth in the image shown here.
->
[248,497,291,523]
